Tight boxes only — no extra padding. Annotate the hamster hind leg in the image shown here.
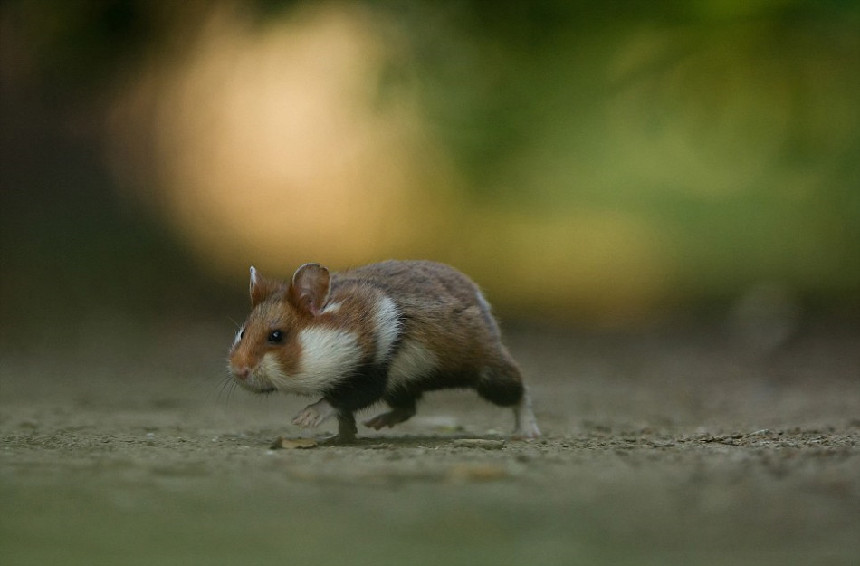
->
[512,386,541,438]
[364,395,418,430]
[476,354,541,438]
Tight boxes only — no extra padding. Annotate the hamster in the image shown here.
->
[228,260,540,443]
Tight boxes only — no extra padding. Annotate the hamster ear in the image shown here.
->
[249,266,283,307]
[289,263,330,316]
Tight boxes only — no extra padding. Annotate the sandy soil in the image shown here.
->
[1,319,858,565]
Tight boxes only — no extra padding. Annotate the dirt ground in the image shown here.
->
[1,318,858,565]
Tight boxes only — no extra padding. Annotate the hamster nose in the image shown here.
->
[235,367,251,381]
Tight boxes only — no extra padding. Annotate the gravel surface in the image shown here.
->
[1,320,858,565]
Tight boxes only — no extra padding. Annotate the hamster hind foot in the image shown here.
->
[512,388,541,438]
[363,406,417,429]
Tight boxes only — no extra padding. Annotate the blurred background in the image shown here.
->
[2,0,859,347]
[3,5,860,563]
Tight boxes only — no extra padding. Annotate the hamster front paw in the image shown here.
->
[291,398,335,428]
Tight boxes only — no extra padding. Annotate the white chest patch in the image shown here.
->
[296,328,361,394]
[374,296,400,363]
[386,340,438,392]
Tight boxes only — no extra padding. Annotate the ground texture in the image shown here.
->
[1,320,858,565]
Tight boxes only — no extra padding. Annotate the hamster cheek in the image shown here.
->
[258,351,290,388]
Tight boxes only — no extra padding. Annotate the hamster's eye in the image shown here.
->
[239,329,245,340]
[268,330,284,344]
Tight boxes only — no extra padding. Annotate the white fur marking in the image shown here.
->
[290,328,361,395]
[322,301,342,314]
[386,340,438,391]
[475,289,492,314]
[259,352,286,377]
[257,330,360,396]
[374,296,400,363]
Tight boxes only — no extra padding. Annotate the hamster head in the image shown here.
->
[228,263,332,395]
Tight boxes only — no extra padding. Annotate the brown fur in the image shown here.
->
[340,261,519,391]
